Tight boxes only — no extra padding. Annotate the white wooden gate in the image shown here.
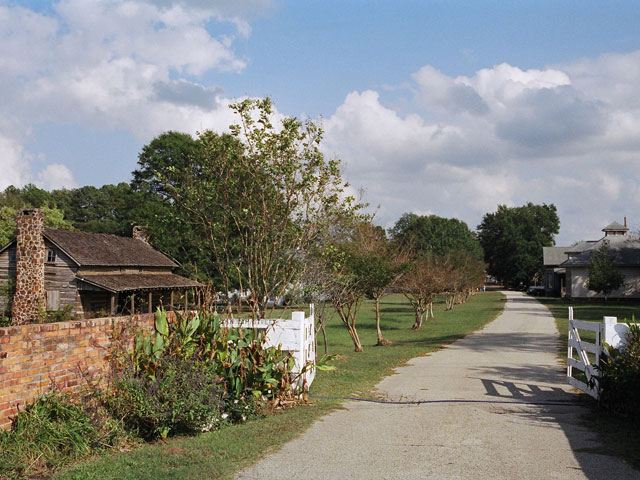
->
[567,307,602,399]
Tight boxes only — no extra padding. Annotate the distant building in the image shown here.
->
[0,209,201,324]
[543,220,640,299]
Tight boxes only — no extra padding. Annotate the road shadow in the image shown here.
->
[472,292,640,478]
[474,375,640,477]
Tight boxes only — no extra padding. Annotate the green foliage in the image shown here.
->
[111,308,294,440]
[390,213,483,260]
[597,323,640,423]
[0,204,73,246]
[587,242,625,299]
[0,391,118,479]
[107,357,226,440]
[39,304,75,323]
[135,99,360,318]
[477,202,559,287]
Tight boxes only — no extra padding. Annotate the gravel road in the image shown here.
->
[237,291,639,479]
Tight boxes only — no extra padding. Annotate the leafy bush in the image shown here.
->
[0,391,116,479]
[107,357,226,440]
[133,308,294,400]
[597,323,640,422]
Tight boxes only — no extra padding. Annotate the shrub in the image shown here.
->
[134,308,295,401]
[0,391,114,479]
[597,323,640,422]
[108,356,226,440]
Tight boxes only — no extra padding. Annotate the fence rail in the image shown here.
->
[567,307,601,399]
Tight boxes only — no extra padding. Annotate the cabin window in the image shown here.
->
[46,249,56,263]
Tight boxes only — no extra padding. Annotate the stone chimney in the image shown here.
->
[132,225,150,244]
[11,209,46,324]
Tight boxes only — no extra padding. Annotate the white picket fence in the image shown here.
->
[222,305,316,390]
[567,306,637,399]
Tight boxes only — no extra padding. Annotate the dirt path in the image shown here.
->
[237,291,638,479]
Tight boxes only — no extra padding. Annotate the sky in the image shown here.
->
[2,0,640,245]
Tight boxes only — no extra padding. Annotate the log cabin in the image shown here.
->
[0,209,201,324]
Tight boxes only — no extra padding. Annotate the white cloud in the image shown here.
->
[0,0,259,190]
[0,136,31,191]
[35,164,78,190]
[323,51,640,244]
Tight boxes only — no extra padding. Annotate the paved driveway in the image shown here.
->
[238,291,638,479]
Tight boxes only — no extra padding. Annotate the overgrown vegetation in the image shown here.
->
[0,391,121,479]
[106,308,294,441]
[597,322,640,423]
[0,306,296,479]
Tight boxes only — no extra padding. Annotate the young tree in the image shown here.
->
[134,98,359,320]
[587,243,625,300]
[356,223,409,346]
[397,255,446,330]
[477,203,559,288]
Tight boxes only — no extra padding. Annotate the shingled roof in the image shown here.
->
[43,228,177,268]
[561,236,640,268]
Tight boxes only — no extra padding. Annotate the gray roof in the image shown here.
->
[561,236,640,267]
[543,247,570,267]
[44,228,177,268]
[603,221,628,233]
[544,241,594,266]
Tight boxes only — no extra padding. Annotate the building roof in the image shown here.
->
[543,241,595,266]
[603,221,629,234]
[561,235,640,268]
[543,247,570,267]
[43,228,177,268]
[77,273,201,293]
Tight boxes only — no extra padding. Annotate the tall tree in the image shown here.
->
[136,98,360,319]
[587,242,625,300]
[390,213,483,260]
[477,203,559,288]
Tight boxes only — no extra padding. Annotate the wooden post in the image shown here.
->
[110,293,117,316]
[148,291,153,314]
[170,290,174,310]
[130,294,135,315]
[184,289,188,312]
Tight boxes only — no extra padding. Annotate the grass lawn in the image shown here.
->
[538,297,640,351]
[537,296,640,471]
[55,291,505,480]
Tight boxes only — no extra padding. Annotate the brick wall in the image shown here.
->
[0,313,156,430]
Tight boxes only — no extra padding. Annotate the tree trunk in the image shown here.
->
[412,310,423,330]
[348,323,364,352]
[375,296,391,346]
[320,323,328,356]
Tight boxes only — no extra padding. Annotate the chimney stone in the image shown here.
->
[11,209,46,324]
[132,225,150,243]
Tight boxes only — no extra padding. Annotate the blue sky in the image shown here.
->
[2,0,640,244]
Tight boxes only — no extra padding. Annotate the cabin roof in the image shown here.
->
[42,228,177,268]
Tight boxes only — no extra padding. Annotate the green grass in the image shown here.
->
[538,297,640,354]
[537,296,640,471]
[55,292,505,480]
